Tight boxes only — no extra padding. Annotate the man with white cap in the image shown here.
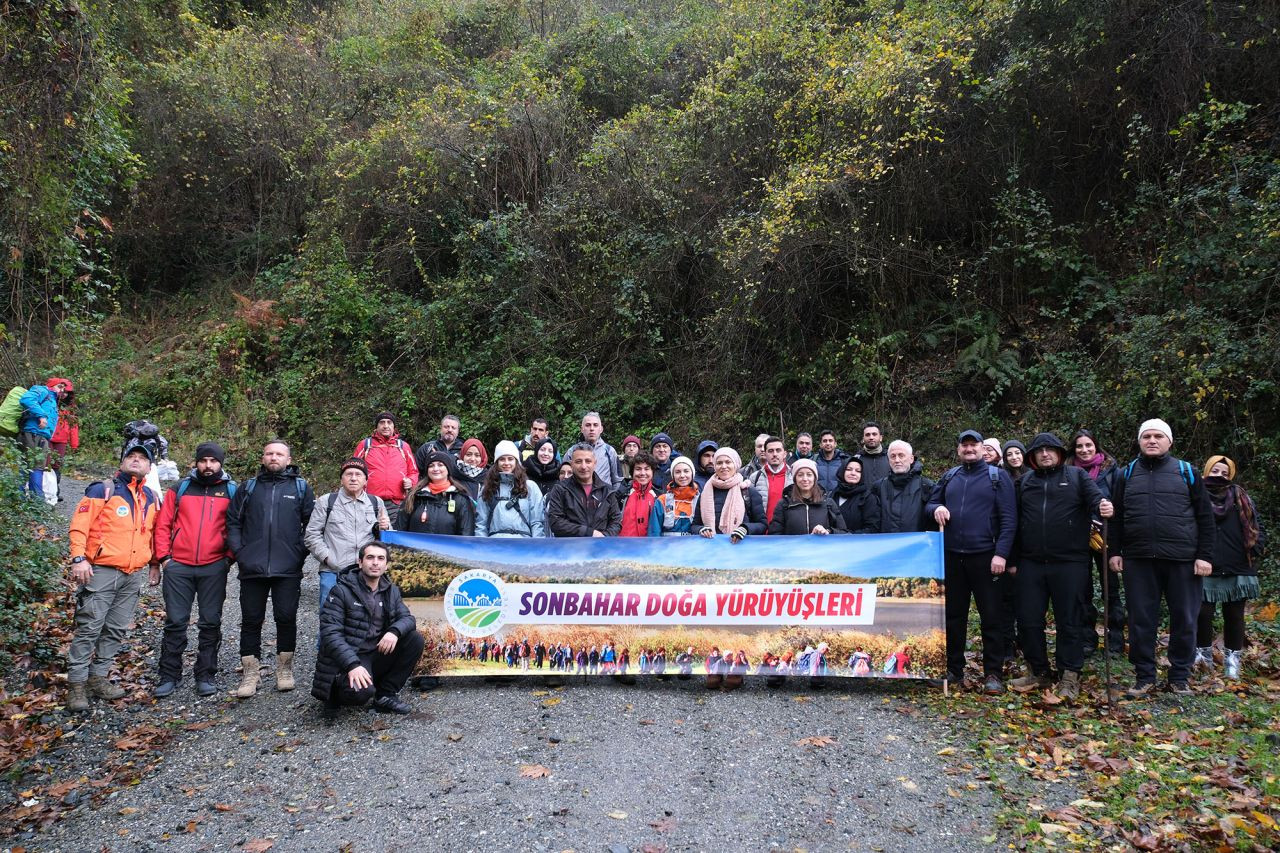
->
[1107,418,1215,698]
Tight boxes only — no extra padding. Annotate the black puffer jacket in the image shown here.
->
[545,474,622,537]
[1108,454,1215,562]
[691,482,767,538]
[311,567,417,701]
[767,486,848,535]
[1013,454,1104,563]
[396,486,476,536]
[833,483,881,533]
[226,466,315,579]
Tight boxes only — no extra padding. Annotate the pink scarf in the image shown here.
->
[1073,452,1107,480]
[699,471,746,535]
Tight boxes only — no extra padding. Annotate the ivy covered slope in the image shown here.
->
[3,0,1279,485]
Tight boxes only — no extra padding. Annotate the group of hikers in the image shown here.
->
[27,392,1262,717]
[449,638,914,685]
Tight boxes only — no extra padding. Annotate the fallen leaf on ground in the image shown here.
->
[243,840,274,853]
[520,765,551,778]
[797,736,837,748]
[607,810,627,820]
[446,733,463,742]
[650,816,677,832]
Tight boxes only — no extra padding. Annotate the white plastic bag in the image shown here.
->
[145,467,165,504]
[42,470,58,506]
[156,459,180,482]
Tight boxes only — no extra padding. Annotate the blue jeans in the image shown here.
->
[317,570,338,649]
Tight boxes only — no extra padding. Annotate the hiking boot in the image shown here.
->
[1009,673,1053,693]
[371,695,412,715]
[66,681,90,712]
[982,676,1005,695]
[152,680,178,698]
[705,674,723,690]
[275,652,295,691]
[1056,670,1081,703]
[1192,646,1214,674]
[1224,649,1242,680]
[1124,681,1156,700]
[232,656,260,699]
[722,674,744,691]
[1166,680,1192,695]
[195,680,217,697]
[88,675,125,700]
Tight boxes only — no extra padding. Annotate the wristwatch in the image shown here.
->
[71,556,86,564]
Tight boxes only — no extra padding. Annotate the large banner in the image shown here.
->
[383,531,946,680]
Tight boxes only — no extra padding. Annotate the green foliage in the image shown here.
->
[0,445,65,666]
[6,0,1280,513]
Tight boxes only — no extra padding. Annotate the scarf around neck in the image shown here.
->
[1073,452,1107,480]
[699,471,746,535]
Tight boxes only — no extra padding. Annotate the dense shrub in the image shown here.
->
[0,446,66,666]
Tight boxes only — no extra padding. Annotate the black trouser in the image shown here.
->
[1122,558,1201,684]
[999,569,1018,663]
[159,558,230,681]
[1198,599,1247,651]
[325,630,425,707]
[1015,559,1087,676]
[944,550,1005,678]
[1081,552,1126,651]
[238,575,302,657]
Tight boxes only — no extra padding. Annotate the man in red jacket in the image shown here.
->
[353,412,418,527]
[152,442,236,698]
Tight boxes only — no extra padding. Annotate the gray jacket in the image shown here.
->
[304,490,390,572]
[747,464,793,515]
[476,478,546,538]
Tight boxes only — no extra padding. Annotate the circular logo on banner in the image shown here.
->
[444,569,506,637]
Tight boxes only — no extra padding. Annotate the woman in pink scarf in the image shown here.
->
[692,447,766,542]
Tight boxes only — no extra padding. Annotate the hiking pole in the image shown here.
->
[940,517,949,698]
[1100,518,1114,712]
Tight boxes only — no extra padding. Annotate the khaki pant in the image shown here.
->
[67,565,147,682]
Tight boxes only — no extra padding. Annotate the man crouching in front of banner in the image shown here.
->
[312,542,424,719]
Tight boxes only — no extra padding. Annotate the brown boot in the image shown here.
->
[232,656,260,699]
[66,681,90,712]
[1009,673,1052,693]
[705,674,723,689]
[1056,670,1081,703]
[722,674,744,691]
[275,652,295,692]
[88,675,125,700]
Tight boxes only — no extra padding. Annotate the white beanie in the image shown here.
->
[494,440,520,462]
[1137,418,1173,443]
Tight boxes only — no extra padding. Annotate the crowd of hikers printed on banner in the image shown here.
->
[446,639,916,680]
[8,380,1261,715]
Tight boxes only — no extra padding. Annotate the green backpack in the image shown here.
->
[0,386,26,438]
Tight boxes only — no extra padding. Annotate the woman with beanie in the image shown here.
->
[522,438,561,493]
[1196,455,1265,680]
[618,451,663,537]
[477,440,544,537]
[766,458,847,536]
[454,438,489,501]
[1002,440,1029,482]
[833,457,880,534]
[396,451,476,535]
[658,456,700,536]
[691,448,766,542]
[618,435,643,490]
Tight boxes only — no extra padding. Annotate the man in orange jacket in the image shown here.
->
[66,442,161,711]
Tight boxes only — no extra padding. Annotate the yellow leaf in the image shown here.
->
[1039,823,1071,835]
[542,697,562,708]
[1149,743,1179,752]
[1252,810,1277,830]
[1070,799,1106,809]
[936,747,955,756]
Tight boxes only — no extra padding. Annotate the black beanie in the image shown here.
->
[195,442,226,464]
[375,411,396,427]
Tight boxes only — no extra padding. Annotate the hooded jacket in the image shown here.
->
[854,447,892,486]
[1012,433,1103,563]
[692,440,719,490]
[46,378,79,448]
[153,469,235,566]
[872,462,935,533]
[414,436,464,472]
[18,385,58,439]
[353,432,419,503]
[834,481,881,534]
[69,471,160,571]
[311,566,417,702]
[226,465,316,579]
[649,433,678,490]
[545,473,622,537]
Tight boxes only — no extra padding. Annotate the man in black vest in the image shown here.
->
[1107,418,1215,698]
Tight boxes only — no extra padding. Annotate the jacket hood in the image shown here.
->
[1026,432,1066,468]
[45,377,74,392]
[695,439,719,457]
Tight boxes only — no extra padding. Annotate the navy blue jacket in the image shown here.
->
[925,460,1017,558]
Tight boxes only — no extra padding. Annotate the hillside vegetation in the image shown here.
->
[3,0,1278,485]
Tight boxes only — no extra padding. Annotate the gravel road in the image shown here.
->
[31,477,999,852]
